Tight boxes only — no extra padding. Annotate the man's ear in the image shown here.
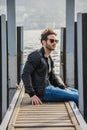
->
[42,40,46,45]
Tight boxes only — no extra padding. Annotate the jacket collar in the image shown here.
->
[40,47,54,68]
[40,47,45,57]
[40,47,51,58]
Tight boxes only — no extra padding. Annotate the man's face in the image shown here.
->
[45,34,58,51]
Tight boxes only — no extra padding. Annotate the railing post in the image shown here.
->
[60,27,66,83]
[17,26,24,84]
[77,13,87,122]
[6,21,9,108]
[74,22,78,89]
[7,0,17,91]
[66,0,75,87]
[0,15,7,122]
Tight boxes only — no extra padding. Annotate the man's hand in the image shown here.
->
[65,87,72,92]
[31,95,43,105]
[65,87,68,91]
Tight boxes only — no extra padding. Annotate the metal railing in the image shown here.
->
[0,82,24,130]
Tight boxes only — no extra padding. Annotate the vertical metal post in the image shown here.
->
[20,27,24,76]
[17,26,23,84]
[62,28,66,84]
[0,15,2,124]
[77,13,87,122]
[60,28,64,80]
[7,0,17,90]
[0,15,7,122]
[77,13,84,117]
[60,27,66,83]
[74,22,78,89]
[66,0,75,87]
[6,21,9,107]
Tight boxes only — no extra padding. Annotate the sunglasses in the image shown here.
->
[47,38,59,44]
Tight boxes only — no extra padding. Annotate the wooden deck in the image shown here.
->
[7,87,82,130]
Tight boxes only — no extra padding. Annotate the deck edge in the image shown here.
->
[70,101,87,130]
[0,82,24,130]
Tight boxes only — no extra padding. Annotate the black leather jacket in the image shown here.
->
[22,47,66,98]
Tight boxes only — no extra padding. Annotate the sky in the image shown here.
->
[0,0,87,29]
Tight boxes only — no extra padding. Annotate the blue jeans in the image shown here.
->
[42,86,78,105]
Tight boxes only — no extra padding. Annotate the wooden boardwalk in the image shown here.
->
[7,86,82,130]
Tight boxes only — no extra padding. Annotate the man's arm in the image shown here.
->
[22,51,41,98]
[49,69,67,89]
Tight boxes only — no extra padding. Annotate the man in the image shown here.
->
[22,28,78,105]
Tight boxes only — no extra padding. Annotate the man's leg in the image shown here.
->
[42,86,78,105]
[68,87,78,93]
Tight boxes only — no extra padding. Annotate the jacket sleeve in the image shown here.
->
[22,51,41,97]
[49,69,67,89]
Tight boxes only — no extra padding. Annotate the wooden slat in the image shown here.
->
[14,127,75,130]
[7,93,82,130]
[15,123,74,126]
[16,119,71,123]
[7,86,25,130]
[65,102,82,130]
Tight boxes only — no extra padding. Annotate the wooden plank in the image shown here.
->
[65,102,82,130]
[16,114,69,118]
[7,84,24,130]
[7,93,83,130]
[13,102,73,129]
[15,119,71,123]
[14,127,75,130]
[70,101,87,130]
[14,123,74,127]
[65,102,78,124]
